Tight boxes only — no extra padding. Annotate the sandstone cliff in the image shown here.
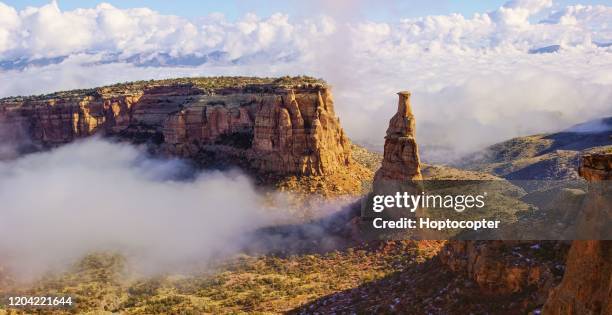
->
[543,153,612,315]
[0,77,351,176]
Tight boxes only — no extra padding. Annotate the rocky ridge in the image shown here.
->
[462,117,612,183]
[0,76,351,177]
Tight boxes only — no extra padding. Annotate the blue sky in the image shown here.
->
[3,0,611,20]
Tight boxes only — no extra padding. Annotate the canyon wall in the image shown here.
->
[543,153,611,315]
[438,153,611,314]
[0,78,352,176]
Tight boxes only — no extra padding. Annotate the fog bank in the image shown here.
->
[0,139,278,279]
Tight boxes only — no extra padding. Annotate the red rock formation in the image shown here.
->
[363,91,423,238]
[543,241,611,315]
[440,241,563,304]
[543,153,612,315]
[0,78,351,176]
[374,91,422,185]
[436,155,611,313]
[579,153,612,181]
[0,92,142,145]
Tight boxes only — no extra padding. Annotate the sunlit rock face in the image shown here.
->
[370,91,422,201]
[543,153,612,315]
[374,91,422,184]
[0,77,352,176]
[362,91,424,240]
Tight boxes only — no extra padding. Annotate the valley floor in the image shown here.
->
[1,240,566,314]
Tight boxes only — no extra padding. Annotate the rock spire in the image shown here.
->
[374,91,422,187]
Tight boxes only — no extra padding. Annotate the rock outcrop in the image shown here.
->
[578,153,612,181]
[373,91,422,186]
[0,77,352,176]
[543,153,612,315]
[439,241,566,307]
[360,90,423,240]
[543,240,612,315]
[437,154,611,314]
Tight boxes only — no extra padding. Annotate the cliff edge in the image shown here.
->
[0,76,352,177]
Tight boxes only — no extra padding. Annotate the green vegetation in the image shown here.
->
[350,144,383,173]
[0,242,437,314]
[0,76,327,103]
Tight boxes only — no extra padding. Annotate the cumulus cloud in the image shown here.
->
[0,0,611,161]
[492,0,552,26]
[0,1,335,62]
[0,138,282,278]
[0,0,608,62]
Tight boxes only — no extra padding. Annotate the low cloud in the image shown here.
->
[0,138,283,279]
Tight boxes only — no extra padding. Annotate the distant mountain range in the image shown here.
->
[529,41,612,54]
[1,40,610,71]
[0,50,301,71]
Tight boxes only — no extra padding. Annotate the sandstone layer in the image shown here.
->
[543,153,612,315]
[0,77,351,176]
